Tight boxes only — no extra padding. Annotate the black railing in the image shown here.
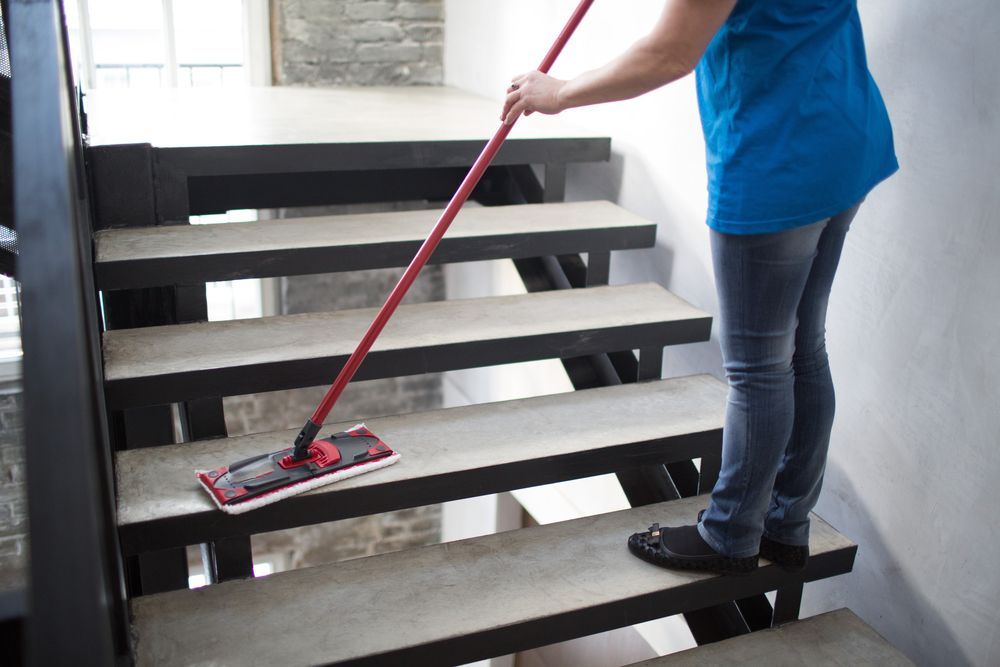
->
[11,0,128,663]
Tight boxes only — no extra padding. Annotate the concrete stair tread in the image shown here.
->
[629,608,913,667]
[102,282,712,409]
[94,201,656,289]
[130,494,857,667]
[116,375,727,554]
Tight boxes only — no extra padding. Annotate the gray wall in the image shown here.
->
[445,1,1000,664]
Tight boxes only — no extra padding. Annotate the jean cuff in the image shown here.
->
[697,520,759,559]
[762,530,809,547]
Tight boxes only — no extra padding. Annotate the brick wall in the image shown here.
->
[273,0,444,86]
[0,384,25,590]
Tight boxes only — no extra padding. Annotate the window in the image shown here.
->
[64,1,276,323]
[0,275,20,382]
[64,0,271,90]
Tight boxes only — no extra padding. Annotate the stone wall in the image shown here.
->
[273,0,444,86]
[0,384,25,591]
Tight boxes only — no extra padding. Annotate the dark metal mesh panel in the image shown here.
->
[0,4,9,78]
[1,0,14,277]
[0,12,9,77]
[0,227,14,278]
[0,225,14,255]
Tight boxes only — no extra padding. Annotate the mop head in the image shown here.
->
[196,424,399,515]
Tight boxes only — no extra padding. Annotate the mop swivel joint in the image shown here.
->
[291,419,322,461]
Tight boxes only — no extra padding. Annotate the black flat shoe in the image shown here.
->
[696,509,809,573]
[627,522,758,576]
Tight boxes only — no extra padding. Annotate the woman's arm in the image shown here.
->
[501,0,737,124]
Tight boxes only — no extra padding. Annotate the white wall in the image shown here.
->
[445,0,721,379]
[445,2,1000,666]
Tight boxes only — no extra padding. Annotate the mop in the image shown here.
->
[197,0,597,514]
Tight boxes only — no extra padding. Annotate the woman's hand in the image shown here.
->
[501,71,568,125]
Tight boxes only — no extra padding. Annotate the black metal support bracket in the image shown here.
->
[134,549,190,596]
[178,397,228,442]
[736,594,775,631]
[772,581,804,626]
[637,346,663,382]
[201,535,255,584]
[543,162,567,203]
[585,250,611,287]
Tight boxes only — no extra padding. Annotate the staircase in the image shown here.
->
[12,3,863,661]
[100,188,858,663]
[85,85,856,663]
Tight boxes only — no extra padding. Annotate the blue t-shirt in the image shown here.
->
[696,0,898,234]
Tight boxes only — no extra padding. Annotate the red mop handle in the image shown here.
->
[294,0,595,454]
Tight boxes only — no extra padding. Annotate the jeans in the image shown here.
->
[697,203,861,558]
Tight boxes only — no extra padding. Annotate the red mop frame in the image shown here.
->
[292,0,596,457]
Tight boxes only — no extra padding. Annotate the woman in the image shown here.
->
[503,0,897,575]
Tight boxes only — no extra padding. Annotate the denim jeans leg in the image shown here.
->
[698,219,829,558]
[763,203,860,545]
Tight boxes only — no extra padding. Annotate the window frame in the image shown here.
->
[69,0,271,90]
[0,276,21,383]
[68,1,277,325]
